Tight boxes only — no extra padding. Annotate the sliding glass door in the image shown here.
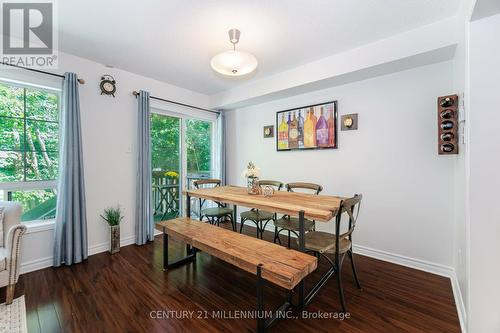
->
[150,110,216,222]
[151,113,181,222]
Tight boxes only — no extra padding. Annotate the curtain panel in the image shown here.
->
[135,90,154,245]
[217,111,227,185]
[53,72,88,266]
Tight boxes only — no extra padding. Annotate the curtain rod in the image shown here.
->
[0,61,85,84]
[132,90,219,115]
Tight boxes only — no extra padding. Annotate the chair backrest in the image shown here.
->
[192,179,224,211]
[286,182,323,195]
[193,179,221,189]
[337,194,362,241]
[258,180,284,191]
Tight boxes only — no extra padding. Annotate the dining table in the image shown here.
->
[183,185,345,308]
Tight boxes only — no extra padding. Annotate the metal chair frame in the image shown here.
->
[239,180,284,239]
[303,194,363,312]
[273,182,323,247]
[193,179,235,231]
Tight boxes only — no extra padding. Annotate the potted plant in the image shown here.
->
[242,162,261,195]
[164,171,179,185]
[101,206,124,254]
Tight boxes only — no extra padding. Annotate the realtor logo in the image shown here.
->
[1,1,58,68]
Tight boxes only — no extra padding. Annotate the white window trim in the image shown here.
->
[23,219,55,234]
[0,180,57,191]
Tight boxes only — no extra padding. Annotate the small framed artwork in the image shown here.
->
[341,113,358,131]
[276,101,337,151]
[263,125,274,138]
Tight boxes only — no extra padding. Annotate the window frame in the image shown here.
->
[0,78,61,223]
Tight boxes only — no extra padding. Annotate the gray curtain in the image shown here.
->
[217,111,227,185]
[53,72,88,267]
[135,90,154,245]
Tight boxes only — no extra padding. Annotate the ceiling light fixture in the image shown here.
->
[210,29,258,77]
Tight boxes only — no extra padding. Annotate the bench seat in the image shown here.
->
[156,217,317,290]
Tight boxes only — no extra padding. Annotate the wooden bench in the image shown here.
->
[156,217,318,332]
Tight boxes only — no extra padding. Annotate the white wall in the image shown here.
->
[468,12,500,333]
[0,51,211,272]
[226,61,456,268]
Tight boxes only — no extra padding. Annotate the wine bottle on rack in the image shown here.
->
[440,109,454,119]
[440,121,454,130]
[440,132,454,141]
[441,143,454,153]
[440,97,454,108]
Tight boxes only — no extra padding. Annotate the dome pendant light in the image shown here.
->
[210,29,258,77]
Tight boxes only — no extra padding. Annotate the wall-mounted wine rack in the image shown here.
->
[438,94,458,155]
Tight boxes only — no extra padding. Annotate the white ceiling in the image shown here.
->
[58,0,460,95]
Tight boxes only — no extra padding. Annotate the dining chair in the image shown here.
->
[302,194,363,312]
[239,180,284,239]
[273,182,323,247]
[193,179,235,231]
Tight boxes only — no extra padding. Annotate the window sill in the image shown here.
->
[23,219,55,234]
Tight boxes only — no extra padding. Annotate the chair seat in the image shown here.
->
[303,231,351,254]
[240,210,274,221]
[0,248,7,271]
[201,207,232,217]
[274,216,315,232]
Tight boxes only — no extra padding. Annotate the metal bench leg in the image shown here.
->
[163,228,196,271]
[256,264,265,333]
[256,263,293,332]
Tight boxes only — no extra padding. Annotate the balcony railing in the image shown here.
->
[152,171,211,221]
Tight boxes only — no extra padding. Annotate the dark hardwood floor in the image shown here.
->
[8,223,460,333]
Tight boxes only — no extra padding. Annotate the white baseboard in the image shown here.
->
[88,235,136,256]
[20,235,137,275]
[450,271,467,333]
[19,256,53,274]
[352,244,454,277]
[351,243,466,333]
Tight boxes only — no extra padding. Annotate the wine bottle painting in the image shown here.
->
[276,101,337,151]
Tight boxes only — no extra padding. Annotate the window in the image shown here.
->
[0,80,60,221]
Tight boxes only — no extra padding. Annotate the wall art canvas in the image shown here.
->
[276,101,337,151]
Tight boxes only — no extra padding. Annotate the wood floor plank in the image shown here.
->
[9,222,460,333]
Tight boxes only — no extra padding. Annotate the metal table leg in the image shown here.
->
[186,194,192,254]
[233,204,237,232]
[163,228,168,270]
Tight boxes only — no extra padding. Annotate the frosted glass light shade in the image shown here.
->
[210,50,258,76]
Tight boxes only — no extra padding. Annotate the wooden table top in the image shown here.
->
[184,185,344,222]
[157,218,317,289]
